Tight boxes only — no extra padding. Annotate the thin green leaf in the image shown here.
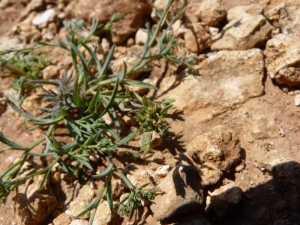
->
[123,79,158,90]
[0,133,28,150]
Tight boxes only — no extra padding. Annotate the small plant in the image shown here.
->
[0,0,189,223]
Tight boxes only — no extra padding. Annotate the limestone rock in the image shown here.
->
[43,65,60,79]
[52,213,72,225]
[135,28,148,45]
[185,0,226,26]
[71,0,152,44]
[162,49,264,122]
[227,4,264,21]
[32,8,56,29]
[151,0,184,22]
[206,180,242,218]
[126,164,153,189]
[14,167,57,225]
[265,4,284,22]
[184,23,211,53]
[154,164,171,178]
[67,185,95,219]
[211,11,272,50]
[70,220,89,225]
[264,33,300,86]
[150,163,204,221]
[279,0,300,36]
[93,201,113,225]
[186,125,241,173]
[199,162,223,186]
[259,150,290,174]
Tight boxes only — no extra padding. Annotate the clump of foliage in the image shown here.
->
[0,0,190,222]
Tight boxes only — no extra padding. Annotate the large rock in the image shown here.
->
[279,0,300,36]
[70,0,152,44]
[14,163,57,225]
[205,180,242,218]
[264,33,300,86]
[211,5,272,50]
[151,0,184,22]
[161,49,265,121]
[150,163,204,221]
[184,23,211,53]
[199,162,223,186]
[186,125,242,173]
[185,0,226,26]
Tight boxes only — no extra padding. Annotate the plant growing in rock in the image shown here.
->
[0,0,189,222]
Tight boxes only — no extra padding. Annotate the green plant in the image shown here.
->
[0,0,189,223]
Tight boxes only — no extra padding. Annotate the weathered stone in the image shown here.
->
[211,11,272,50]
[227,4,264,21]
[199,162,223,186]
[265,4,284,21]
[154,164,171,178]
[259,150,290,174]
[279,0,300,36]
[70,219,89,225]
[135,28,148,46]
[264,33,300,86]
[14,164,57,225]
[205,180,242,218]
[151,0,184,22]
[71,0,152,44]
[185,0,226,26]
[32,8,56,29]
[150,163,204,221]
[43,65,60,79]
[184,23,211,53]
[161,49,265,122]
[52,213,72,225]
[126,164,153,188]
[171,20,188,37]
[186,125,241,173]
[92,200,113,225]
[67,185,95,219]
[150,131,163,149]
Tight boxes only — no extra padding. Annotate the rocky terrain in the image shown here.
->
[0,0,300,225]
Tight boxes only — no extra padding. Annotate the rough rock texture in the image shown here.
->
[264,33,300,86]
[150,163,204,221]
[126,164,154,188]
[111,56,140,79]
[206,180,242,218]
[184,23,212,53]
[71,0,152,44]
[227,4,264,21]
[162,49,265,122]
[187,125,241,173]
[259,150,290,174]
[279,0,300,36]
[67,185,95,219]
[185,0,226,26]
[151,0,184,22]
[43,65,60,79]
[52,213,72,225]
[14,164,57,225]
[211,5,272,50]
[93,200,112,225]
[199,162,223,186]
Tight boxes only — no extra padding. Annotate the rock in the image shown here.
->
[67,185,95,219]
[0,94,6,114]
[265,4,284,22]
[227,4,264,21]
[71,0,152,44]
[185,0,226,26]
[151,0,184,22]
[184,23,211,53]
[14,164,57,225]
[43,65,60,79]
[211,10,272,50]
[161,49,265,121]
[199,162,223,186]
[171,20,188,37]
[154,165,171,178]
[32,8,56,29]
[126,164,153,188]
[205,180,242,218]
[264,33,300,86]
[110,56,140,79]
[186,125,242,173]
[93,200,113,225]
[295,95,300,106]
[26,0,44,12]
[258,150,290,174]
[70,220,89,225]
[279,0,300,36]
[150,163,204,221]
[52,213,72,225]
[150,131,163,149]
[135,28,148,45]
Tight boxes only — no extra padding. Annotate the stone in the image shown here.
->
[150,163,204,221]
[264,33,300,86]
[186,125,242,173]
[32,8,56,29]
[265,4,284,21]
[126,164,153,188]
[92,200,112,225]
[185,0,226,26]
[295,94,300,106]
[258,150,290,174]
[211,12,272,50]
[52,213,72,225]
[14,165,57,225]
[0,94,6,114]
[171,20,188,37]
[161,49,265,123]
[135,28,148,46]
[199,162,223,186]
[70,220,89,225]
[205,180,242,218]
[151,0,184,22]
[150,131,163,149]
[279,0,300,36]
[43,65,60,79]
[227,4,264,21]
[71,0,152,44]
[184,23,211,53]
[110,56,140,79]
[67,185,95,219]
[154,165,171,178]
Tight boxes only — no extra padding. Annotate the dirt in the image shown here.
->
[1,0,300,225]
